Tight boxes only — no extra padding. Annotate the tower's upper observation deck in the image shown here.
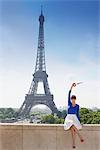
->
[39,10,45,23]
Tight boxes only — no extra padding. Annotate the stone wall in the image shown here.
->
[0,123,100,150]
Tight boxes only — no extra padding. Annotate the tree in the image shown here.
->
[41,114,64,124]
[41,115,55,124]
[0,108,16,120]
[80,108,100,124]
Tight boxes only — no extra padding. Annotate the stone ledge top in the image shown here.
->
[0,123,100,131]
[0,123,100,126]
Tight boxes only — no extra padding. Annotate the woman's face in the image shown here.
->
[71,99,76,105]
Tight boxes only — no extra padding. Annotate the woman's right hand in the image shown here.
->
[72,83,76,87]
[70,83,76,90]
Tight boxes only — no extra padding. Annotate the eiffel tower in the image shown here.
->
[17,10,59,119]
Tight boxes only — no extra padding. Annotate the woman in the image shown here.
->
[64,83,84,148]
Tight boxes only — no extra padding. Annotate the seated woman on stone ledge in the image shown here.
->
[64,83,84,149]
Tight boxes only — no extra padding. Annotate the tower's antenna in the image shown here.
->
[41,5,43,15]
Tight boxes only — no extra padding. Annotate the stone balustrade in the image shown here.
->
[0,123,100,150]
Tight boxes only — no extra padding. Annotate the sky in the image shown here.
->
[0,0,100,109]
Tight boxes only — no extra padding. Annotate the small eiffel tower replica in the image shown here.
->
[17,10,59,119]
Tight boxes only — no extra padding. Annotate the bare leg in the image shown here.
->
[72,125,84,142]
[70,126,76,148]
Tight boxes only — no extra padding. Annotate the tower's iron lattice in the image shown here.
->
[17,10,59,119]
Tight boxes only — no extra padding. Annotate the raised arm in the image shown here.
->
[68,83,76,106]
[68,90,72,106]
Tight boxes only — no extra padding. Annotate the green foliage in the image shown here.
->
[80,108,100,124]
[0,107,100,124]
[41,114,64,124]
[0,108,16,120]
[55,117,64,124]
[41,108,100,124]
[42,115,55,124]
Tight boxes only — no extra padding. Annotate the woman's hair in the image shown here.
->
[71,95,76,100]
